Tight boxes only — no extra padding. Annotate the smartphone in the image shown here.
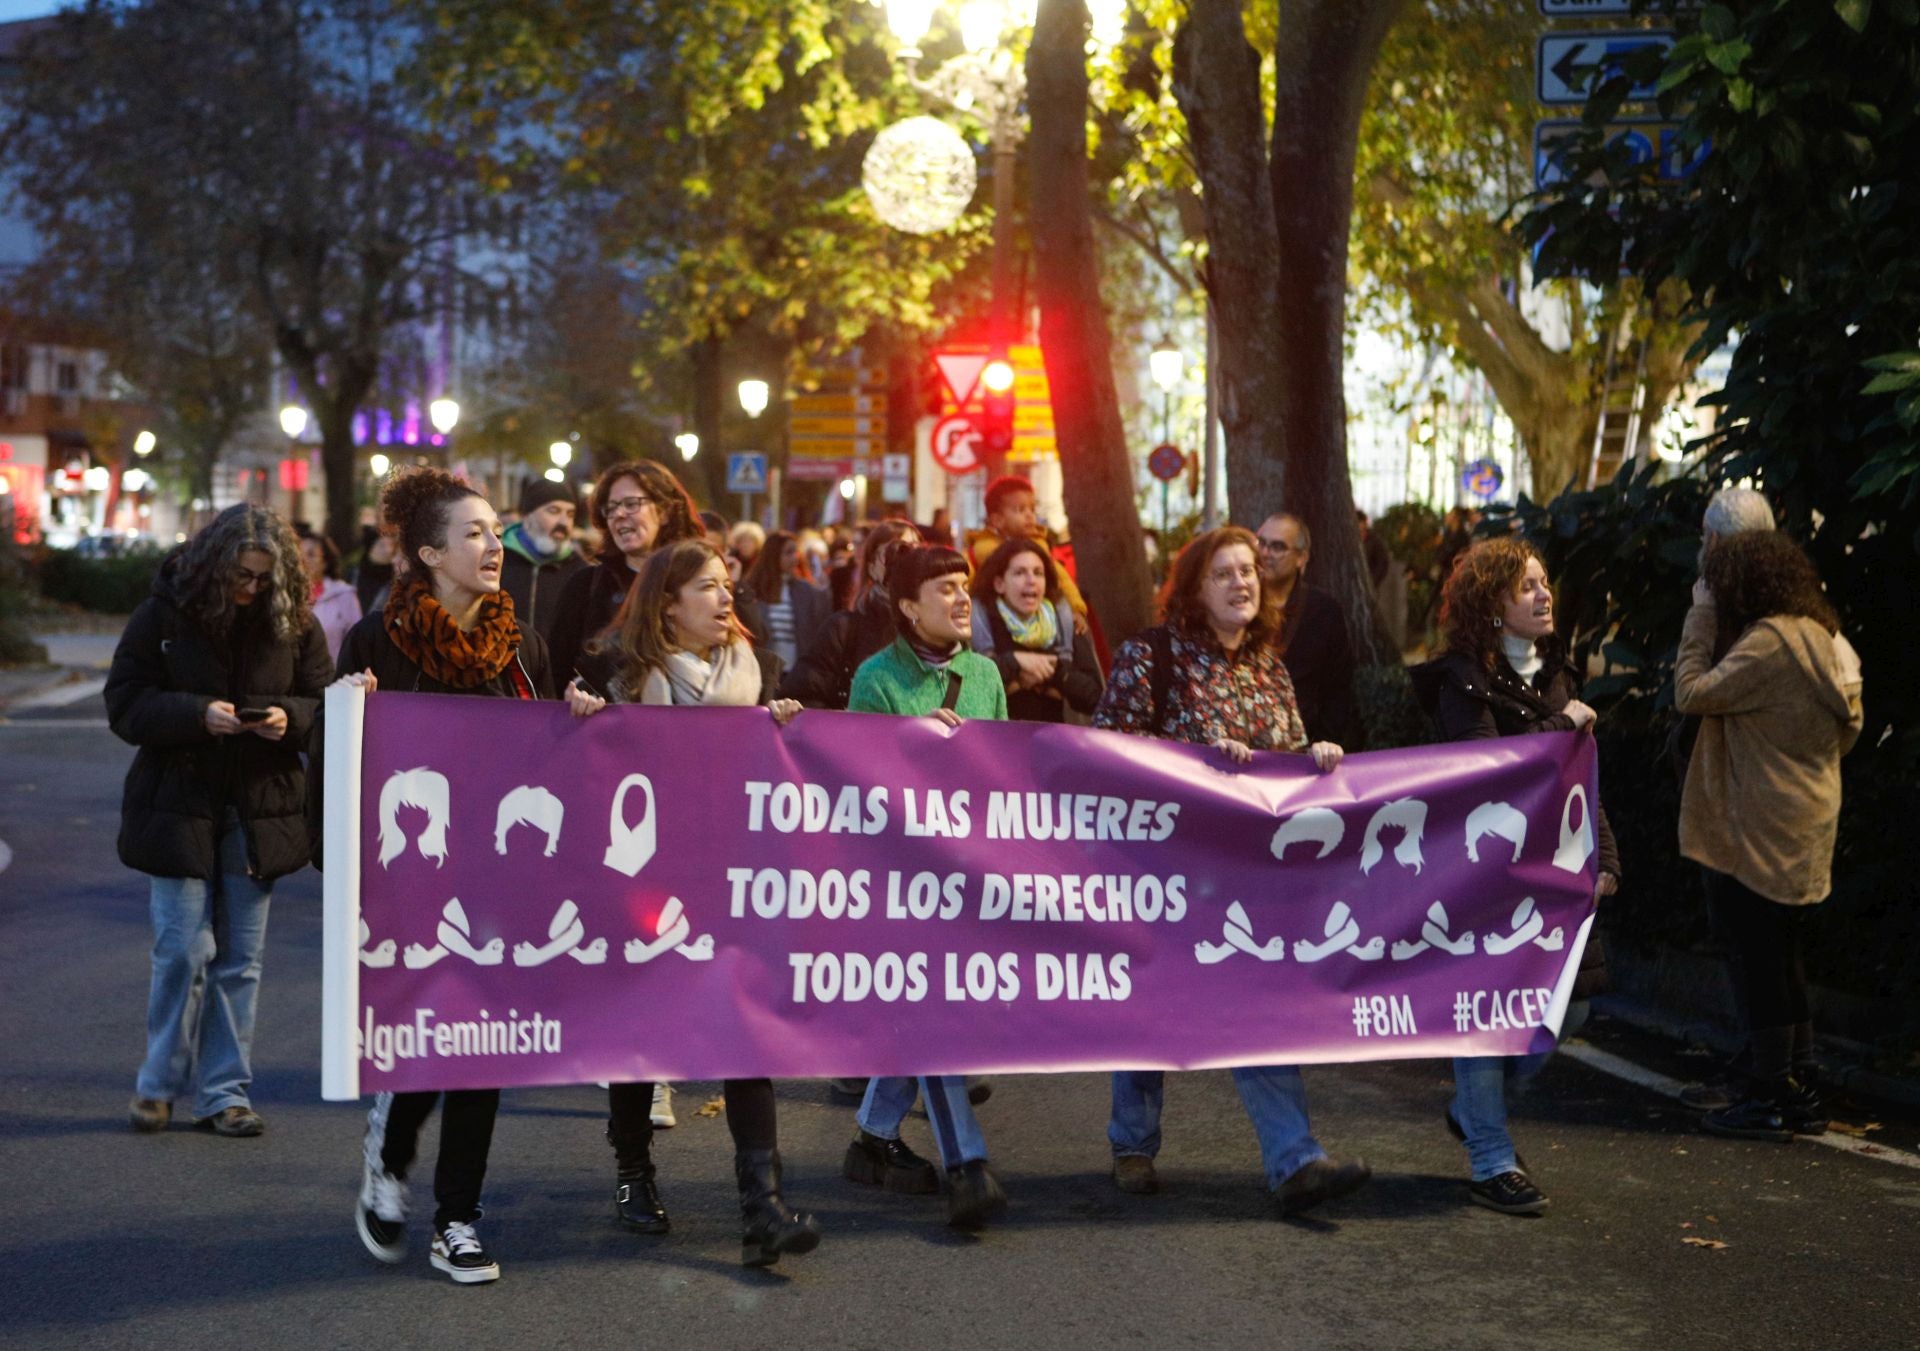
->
[237,707,273,723]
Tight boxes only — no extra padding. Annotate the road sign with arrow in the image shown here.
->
[1536,30,1673,106]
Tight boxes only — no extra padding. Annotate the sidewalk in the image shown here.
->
[0,629,120,716]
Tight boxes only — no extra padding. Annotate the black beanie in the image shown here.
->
[517,477,576,516]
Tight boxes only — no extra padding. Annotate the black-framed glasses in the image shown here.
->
[606,494,659,518]
[230,564,274,588]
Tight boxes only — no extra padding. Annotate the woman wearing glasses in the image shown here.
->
[546,460,703,691]
[107,505,332,1139]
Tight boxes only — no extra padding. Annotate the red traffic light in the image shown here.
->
[980,358,1015,394]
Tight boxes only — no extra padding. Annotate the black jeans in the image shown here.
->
[1705,869,1809,1030]
[378,1088,500,1228]
[607,1079,777,1154]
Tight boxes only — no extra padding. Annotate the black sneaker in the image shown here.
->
[1678,1072,1747,1112]
[967,1078,993,1106]
[828,1078,870,1104]
[430,1220,500,1284]
[843,1129,940,1194]
[356,1159,408,1264]
[1775,1081,1829,1136]
[945,1160,1008,1230]
[1468,1170,1549,1216]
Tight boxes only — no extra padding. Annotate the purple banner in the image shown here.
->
[320,690,1599,1098]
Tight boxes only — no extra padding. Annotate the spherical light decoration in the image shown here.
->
[863,116,977,235]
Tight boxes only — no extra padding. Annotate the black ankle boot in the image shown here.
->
[608,1123,670,1234]
[736,1148,822,1268]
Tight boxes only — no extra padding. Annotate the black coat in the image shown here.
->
[105,588,332,882]
[1414,641,1619,1000]
[545,559,633,694]
[978,603,1105,723]
[778,591,899,710]
[499,537,586,643]
[1271,582,1357,745]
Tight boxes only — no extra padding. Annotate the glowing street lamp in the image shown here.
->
[369,452,391,479]
[838,476,856,500]
[738,379,770,419]
[675,432,701,462]
[133,429,157,457]
[429,398,461,436]
[549,441,573,468]
[881,0,936,56]
[279,405,309,440]
[544,466,566,483]
[1148,338,1182,396]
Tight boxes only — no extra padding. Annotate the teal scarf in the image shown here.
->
[998,598,1058,651]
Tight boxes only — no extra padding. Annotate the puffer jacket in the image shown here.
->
[105,563,332,882]
[1413,638,1619,1000]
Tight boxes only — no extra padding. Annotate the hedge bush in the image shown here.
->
[37,546,165,613]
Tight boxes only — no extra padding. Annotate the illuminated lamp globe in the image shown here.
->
[549,441,572,467]
[428,398,460,435]
[369,453,391,479]
[863,116,977,236]
[544,467,566,484]
[675,432,701,462]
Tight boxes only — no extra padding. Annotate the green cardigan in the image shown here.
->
[848,635,1008,720]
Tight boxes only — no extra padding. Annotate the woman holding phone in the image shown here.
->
[107,504,331,1140]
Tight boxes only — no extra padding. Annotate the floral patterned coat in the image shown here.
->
[1092,624,1309,752]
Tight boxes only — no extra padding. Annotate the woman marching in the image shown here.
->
[300,531,363,666]
[741,529,830,670]
[577,536,824,1268]
[336,467,594,1284]
[1415,537,1619,1216]
[1091,526,1366,1217]
[109,505,332,1139]
[841,544,1012,1229]
[1676,530,1862,1141]
[969,536,1103,723]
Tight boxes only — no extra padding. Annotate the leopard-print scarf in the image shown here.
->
[384,574,522,689]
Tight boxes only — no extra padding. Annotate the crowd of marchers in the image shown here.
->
[101,453,1861,1285]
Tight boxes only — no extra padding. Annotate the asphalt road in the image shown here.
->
[3,714,1918,1350]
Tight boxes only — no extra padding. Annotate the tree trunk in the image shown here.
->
[318,399,361,556]
[690,335,728,510]
[1271,0,1408,667]
[1028,0,1155,643]
[1172,0,1285,512]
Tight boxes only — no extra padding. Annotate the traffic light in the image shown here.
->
[980,356,1015,454]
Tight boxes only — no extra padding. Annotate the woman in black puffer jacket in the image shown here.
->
[107,504,331,1140]
[1414,537,1619,1220]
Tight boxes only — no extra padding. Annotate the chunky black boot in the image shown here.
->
[736,1148,822,1268]
[608,1122,670,1234]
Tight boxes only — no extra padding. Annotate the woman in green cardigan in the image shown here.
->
[843,546,1008,1229]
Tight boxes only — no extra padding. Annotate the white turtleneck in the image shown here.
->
[1500,633,1543,681]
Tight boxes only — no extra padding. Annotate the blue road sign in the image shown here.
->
[726,452,769,495]
[1536,31,1674,106]
[1461,459,1505,502]
[1532,119,1707,191]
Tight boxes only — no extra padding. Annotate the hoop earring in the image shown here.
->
[1492,617,1503,629]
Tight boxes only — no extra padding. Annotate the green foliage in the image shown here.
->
[0,551,48,665]
[37,547,165,615]
[1376,500,1442,629]
[1354,661,1437,753]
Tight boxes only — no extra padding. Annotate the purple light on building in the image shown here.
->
[375,409,393,445]
[353,413,370,446]
[402,403,421,446]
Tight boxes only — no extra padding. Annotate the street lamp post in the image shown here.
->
[737,379,769,522]
[279,404,309,526]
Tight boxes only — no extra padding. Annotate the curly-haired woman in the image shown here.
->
[1091,526,1362,1218]
[1415,536,1619,1216]
[334,467,594,1284]
[1677,530,1862,1142]
[107,504,332,1139]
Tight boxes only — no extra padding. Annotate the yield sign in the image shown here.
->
[933,352,990,408]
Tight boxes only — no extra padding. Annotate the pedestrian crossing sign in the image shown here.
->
[727,453,769,495]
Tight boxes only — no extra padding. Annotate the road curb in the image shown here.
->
[0,664,91,716]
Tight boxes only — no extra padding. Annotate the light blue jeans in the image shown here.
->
[134,821,273,1118]
[1110,1067,1326,1188]
[858,1075,987,1171]
[1451,1000,1589,1181]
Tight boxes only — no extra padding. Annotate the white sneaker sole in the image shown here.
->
[355,1205,406,1264]
[430,1251,501,1284]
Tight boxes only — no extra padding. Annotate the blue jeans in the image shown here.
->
[858,1075,987,1170]
[134,821,273,1117]
[1451,999,1589,1181]
[1109,1067,1326,1188]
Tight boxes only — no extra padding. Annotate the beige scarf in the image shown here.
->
[637,639,763,708]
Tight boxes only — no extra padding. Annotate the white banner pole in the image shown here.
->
[320,681,367,1100]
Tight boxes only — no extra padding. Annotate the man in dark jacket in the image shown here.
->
[499,479,584,641]
[1256,513,1357,747]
